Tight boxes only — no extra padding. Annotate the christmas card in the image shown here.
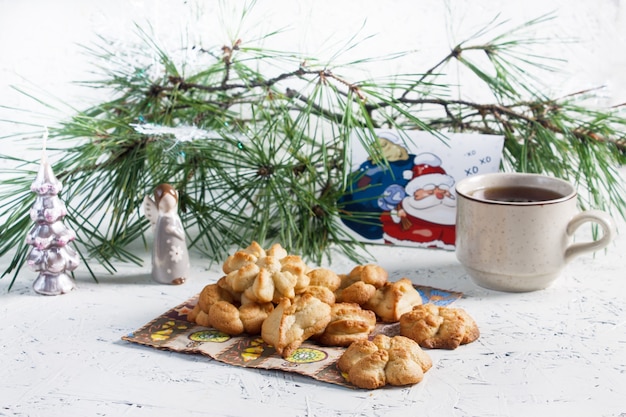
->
[338,129,504,250]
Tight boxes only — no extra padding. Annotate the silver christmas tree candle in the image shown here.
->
[26,131,79,295]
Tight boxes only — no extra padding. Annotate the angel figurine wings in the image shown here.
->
[143,184,190,285]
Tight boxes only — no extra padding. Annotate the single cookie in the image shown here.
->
[337,334,432,389]
[364,278,423,322]
[317,303,376,347]
[399,303,480,349]
[261,294,332,358]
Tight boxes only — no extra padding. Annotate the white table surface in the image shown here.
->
[1,187,625,417]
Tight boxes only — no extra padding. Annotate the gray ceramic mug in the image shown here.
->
[455,173,616,292]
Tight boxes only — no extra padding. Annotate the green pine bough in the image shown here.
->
[1,15,625,289]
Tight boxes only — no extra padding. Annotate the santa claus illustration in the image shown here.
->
[380,152,457,249]
[339,131,416,239]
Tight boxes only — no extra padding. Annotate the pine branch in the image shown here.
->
[1,12,625,289]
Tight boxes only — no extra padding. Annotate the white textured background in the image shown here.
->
[1,4,626,416]
[1,0,626,143]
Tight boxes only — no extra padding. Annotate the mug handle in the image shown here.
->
[564,210,616,263]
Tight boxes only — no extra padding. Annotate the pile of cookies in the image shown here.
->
[187,241,479,389]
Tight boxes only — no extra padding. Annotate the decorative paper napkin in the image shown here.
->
[122,285,462,388]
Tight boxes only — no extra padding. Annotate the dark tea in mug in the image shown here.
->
[470,186,565,203]
[455,172,616,292]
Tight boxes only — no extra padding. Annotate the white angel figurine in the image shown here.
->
[143,184,190,285]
